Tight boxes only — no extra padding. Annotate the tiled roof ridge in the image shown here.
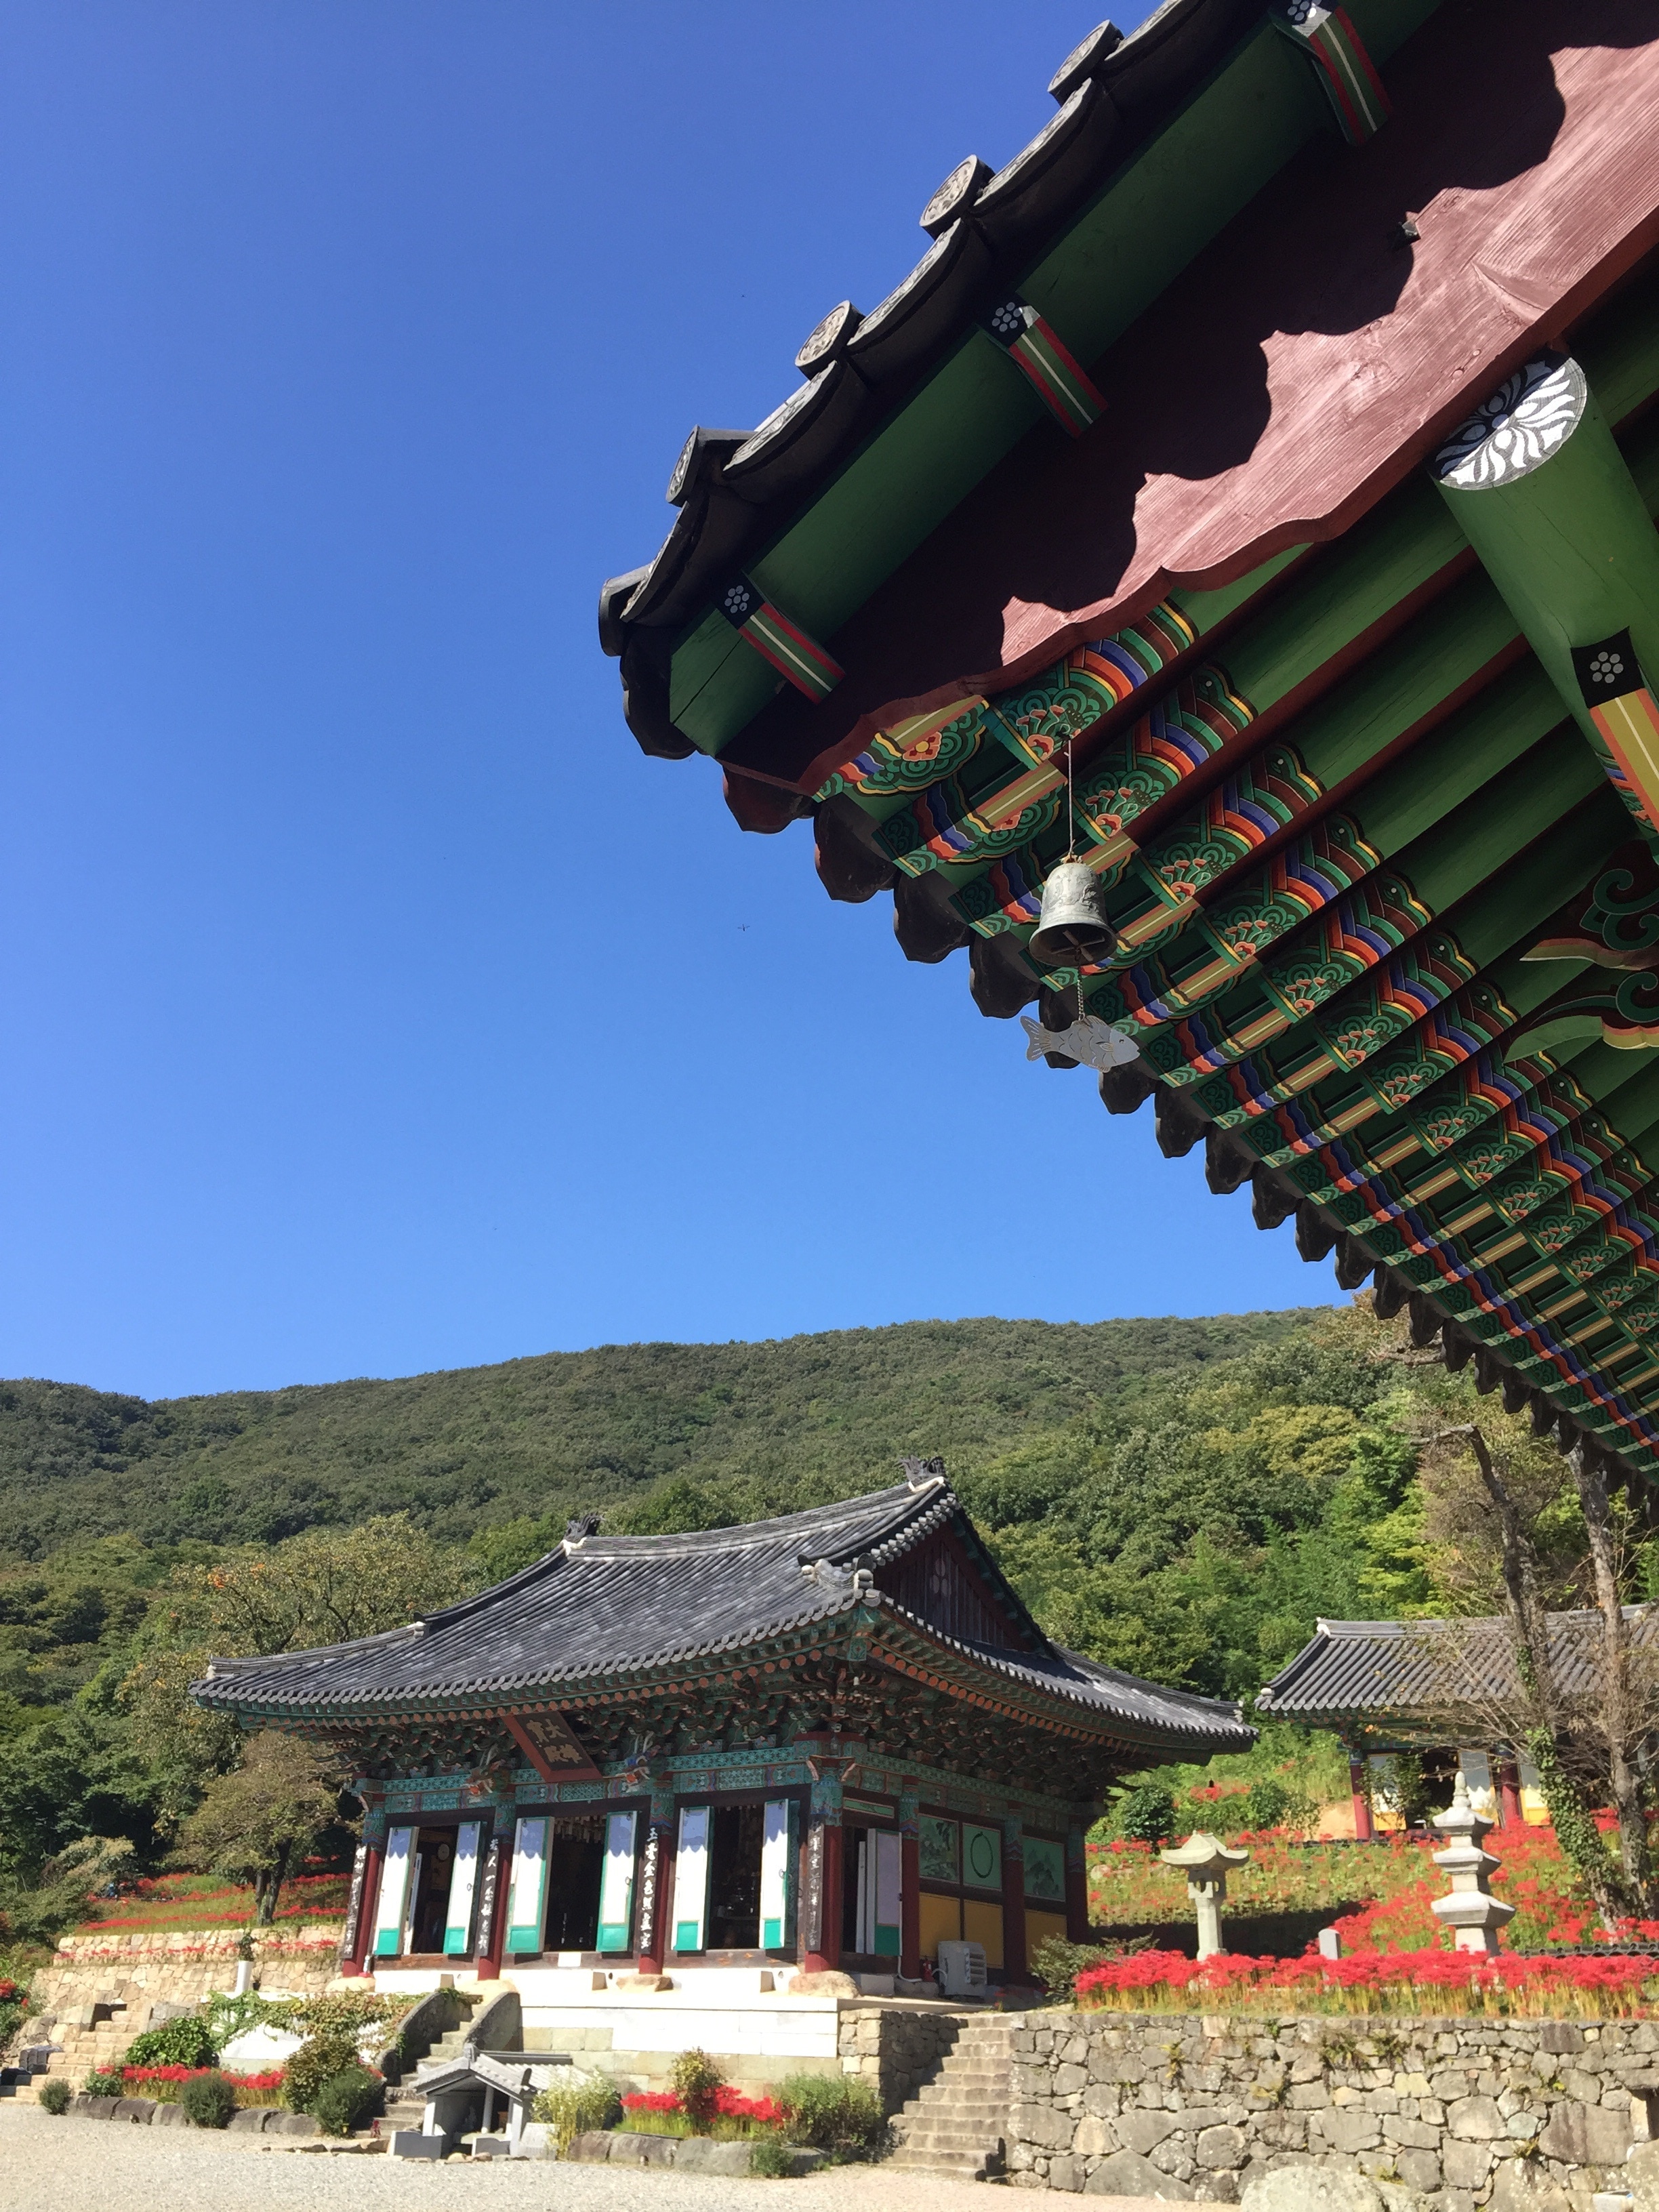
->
[562,1472,947,1560]
[598,0,1263,676]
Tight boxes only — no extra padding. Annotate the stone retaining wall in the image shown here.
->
[37,1925,344,2011]
[1008,2013,1659,2207]
[838,2004,972,2113]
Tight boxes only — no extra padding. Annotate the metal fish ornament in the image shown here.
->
[1020,1012,1143,1072]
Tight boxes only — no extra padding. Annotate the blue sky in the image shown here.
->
[1,1,1335,1400]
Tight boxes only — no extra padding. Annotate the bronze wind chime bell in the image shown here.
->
[1029,856,1117,965]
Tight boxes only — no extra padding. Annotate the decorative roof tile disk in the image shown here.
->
[600,0,1659,1493]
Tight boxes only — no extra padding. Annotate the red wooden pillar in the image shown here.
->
[899,1789,920,1980]
[1065,1822,1090,1943]
[347,1844,384,1976]
[478,1822,510,1981]
[802,1820,843,1973]
[1498,1756,1524,1830]
[1349,1751,1376,1843]
[636,1814,674,1974]
[1002,1820,1028,1985]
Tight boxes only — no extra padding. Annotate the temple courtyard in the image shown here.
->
[0,2102,1201,2212]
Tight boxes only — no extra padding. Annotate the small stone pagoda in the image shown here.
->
[191,1462,1251,2005]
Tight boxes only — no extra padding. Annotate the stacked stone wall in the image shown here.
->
[837,2004,974,2112]
[1008,2012,1659,2206]
[33,1925,345,2015]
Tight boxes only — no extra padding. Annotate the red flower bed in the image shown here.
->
[619,2086,781,2125]
[1073,1948,1659,2015]
[121,2066,285,2089]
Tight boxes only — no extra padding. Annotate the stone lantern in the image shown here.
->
[1430,1770,1515,1955]
[1160,1831,1250,1960]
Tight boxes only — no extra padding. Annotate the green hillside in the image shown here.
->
[0,1311,1321,1563]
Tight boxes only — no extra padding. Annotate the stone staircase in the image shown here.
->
[381,1992,483,2132]
[886,2013,1014,2181]
[7,1996,144,2103]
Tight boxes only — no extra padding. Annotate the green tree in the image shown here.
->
[173,1732,344,1922]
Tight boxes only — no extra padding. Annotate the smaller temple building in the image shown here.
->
[192,1463,1251,2005]
[1260,1610,1659,1838]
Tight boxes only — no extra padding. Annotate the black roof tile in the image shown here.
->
[192,1471,1252,1750]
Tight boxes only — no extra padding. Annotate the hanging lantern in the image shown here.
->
[1029,858,1116,965]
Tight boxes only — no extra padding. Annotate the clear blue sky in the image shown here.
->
[1,1,1335,1400]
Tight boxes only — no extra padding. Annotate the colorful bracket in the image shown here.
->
[716,575,843,701]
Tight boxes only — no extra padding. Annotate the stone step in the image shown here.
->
[895,2127,1008,2152]
[886,2149,1002,2178]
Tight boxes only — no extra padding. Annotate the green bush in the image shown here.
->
[283,2031,361,2113]
[83,2068,125,2097]
[1114,1782,1177,1845]
[1029,1936,1124,2003]
[180,2071,238,2129]
[0,1999,24,2046]
[775,2073,885,2157]
[1238,1776,1319,1837]
[38,2078,71,2116]
[311,2066,382,2137]
[531,2080,621,2150]
[750,2132,796,2177]
[669,2047,725,2132]
[120,2015,220,2071]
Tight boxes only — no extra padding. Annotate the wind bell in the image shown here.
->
[1029,738,1117,966]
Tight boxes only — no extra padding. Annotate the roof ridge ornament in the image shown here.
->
[1267,2,1391,146]
[564,1513,602,1545]
[899,1454,947,1490]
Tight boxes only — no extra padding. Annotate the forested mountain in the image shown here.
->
[0,1311,1317,1562]
[9,1300,1500,1904]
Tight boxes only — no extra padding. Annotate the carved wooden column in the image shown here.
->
[1348,1748,1376,1843]
[800,1753,848,1974]
[635,1784,676,1974]
[476,1797,514,1981]
[1497,1753,1525,1830]
[1002,1818,1027,1984]
[345,1796,386,1976]
[1065,1820,1090,1943]
[899,1788,921,1980]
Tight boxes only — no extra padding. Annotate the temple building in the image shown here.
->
[191,1464,1250,2005]
[1258,1610,1659,1837]
[599,0,1659,1497]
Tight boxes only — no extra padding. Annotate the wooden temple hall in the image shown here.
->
[600,1,1659,1491]
[192,1467,1251,1997]
[1260,1610,1659,1837]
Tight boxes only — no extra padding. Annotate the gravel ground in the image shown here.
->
[0,2104,1224,2211]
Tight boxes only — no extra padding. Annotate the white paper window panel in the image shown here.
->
[852,1830,901,1957]
[596,1811,636,1952]
[443,1822,483,1956]
[373,1826,416,1957]
[402,1850,424,1953]
[759,1800,792,1949]
[674,1805,710,1952]
[504,1817,549,1954]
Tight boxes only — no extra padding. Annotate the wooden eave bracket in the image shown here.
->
[1267,2,1391,146]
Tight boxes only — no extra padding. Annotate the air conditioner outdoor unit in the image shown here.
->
[935,1940,988,1999]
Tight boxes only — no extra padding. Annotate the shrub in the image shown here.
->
[180,2071,238,2129]
[1115,1782,1178,1846]
[311,2066,382,2137]
[775,2073,885,2157]
[669,2047,725,2132]
[1237,1777,1319,1838]
[750,2132,796,2177]
[83,2067,125,2097]
[1030,1936,1126,2003]
[38,2078,71,2116]
[283,2031,360,2112]
[532,2080,621,2150]
[121,2015,219,2071]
